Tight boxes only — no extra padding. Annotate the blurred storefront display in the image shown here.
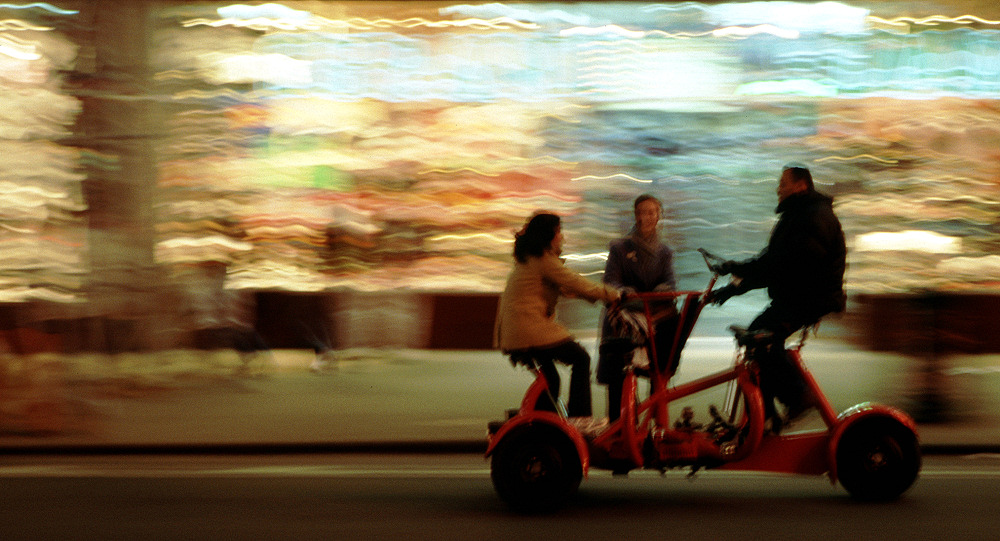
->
[1,1,1000,352]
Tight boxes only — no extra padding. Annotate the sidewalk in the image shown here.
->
[0,338,998,454]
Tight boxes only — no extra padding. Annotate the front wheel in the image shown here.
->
[490,426,582,512]
[836,418,921,501]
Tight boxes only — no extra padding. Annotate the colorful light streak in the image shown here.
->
[815,154,899,164]
[562,252,609,263]
[735,79,838,97]
[711,24,799,39]
[561,24,799,40]
[0,34,40,60]
[181,15,539,32]
[0,19,52,31]
[0,3,76,15]
[867,14,1000,28]
[571,174,653,183]
[855,230,962,254]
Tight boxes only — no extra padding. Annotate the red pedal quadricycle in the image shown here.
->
[487,249,920,511]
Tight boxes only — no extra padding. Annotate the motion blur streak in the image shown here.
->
[1,1,1000,363]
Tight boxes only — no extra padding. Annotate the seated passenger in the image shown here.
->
[495,212,620,417]
[597,195,679,421]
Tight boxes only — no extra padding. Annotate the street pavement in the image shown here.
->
[1,333,998,454]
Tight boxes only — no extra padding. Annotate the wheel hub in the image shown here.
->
[522,456,547,481]
[868,449,888,470]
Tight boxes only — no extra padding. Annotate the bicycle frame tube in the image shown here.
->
[639,364,745,424]
[787,345,838,427]
[629,275,717,426]
[592,360,762,467]
[519,366,567,417]
[630,274,717,376]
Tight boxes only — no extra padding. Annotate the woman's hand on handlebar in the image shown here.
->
[604,287,623,306]
[613,288,649,312]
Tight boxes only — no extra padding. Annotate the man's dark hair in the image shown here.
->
[633,193,662,213]
[782,163,814,191]
[513,213,560,263]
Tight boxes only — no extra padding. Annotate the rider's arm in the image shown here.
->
[733,211,829,290]
[726,247,771,292]
[542,253,619,304]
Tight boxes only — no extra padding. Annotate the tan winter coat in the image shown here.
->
[495,252,618,351]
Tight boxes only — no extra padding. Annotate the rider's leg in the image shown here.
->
[601,371,627,421]
[543,340,593,417]
[653,315,679,376]
[748,306,811,418]
[598,339,633,421]
[531,353,560,413]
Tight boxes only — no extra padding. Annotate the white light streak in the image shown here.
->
[855,231,962,254]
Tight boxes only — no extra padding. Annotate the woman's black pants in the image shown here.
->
[529,340,593,417]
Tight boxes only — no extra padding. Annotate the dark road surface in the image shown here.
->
[1,453,999,540]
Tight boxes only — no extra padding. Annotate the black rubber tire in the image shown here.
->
[836,417,921,501]
[490,425,582,512]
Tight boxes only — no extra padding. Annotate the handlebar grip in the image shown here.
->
[698,247,728,274]
[698,247,723,263]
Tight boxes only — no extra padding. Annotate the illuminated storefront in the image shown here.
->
[3,1,1000,350]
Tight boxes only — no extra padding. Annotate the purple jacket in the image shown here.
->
[603,237,676,293]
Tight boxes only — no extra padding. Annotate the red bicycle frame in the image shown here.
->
[488,250,922,506]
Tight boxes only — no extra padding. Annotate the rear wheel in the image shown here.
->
[490,426,582,512]
[837,418,921,501]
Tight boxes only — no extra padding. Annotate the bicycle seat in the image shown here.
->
[729,325,774,347]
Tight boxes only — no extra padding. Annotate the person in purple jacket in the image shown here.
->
[597,194,679,421]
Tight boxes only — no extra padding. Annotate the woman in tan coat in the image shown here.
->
[495,213,620,417]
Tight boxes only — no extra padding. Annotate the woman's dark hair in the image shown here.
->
[513,213,560,263]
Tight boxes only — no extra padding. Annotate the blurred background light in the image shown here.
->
[855,230,963,253]
[702,1,870,33]
[217,3,312,21]
[1,0,999,353]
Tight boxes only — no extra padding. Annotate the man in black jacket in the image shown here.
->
[710,164,846,430]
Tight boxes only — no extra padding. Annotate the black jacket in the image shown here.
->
[730,190,847,321]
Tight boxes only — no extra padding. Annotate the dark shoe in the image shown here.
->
[780,395,819,430]
[611,464,632,477]
[783,401,811,423]
[765,414,784,435]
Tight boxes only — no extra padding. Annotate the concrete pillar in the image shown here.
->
[73,1,163,350]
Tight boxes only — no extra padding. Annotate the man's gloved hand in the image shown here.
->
[707,283,741,306]
[709,260,737,276]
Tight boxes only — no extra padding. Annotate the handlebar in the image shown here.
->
[698,247,727,274]
[621,290,701,301]
[618,248,723,305]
